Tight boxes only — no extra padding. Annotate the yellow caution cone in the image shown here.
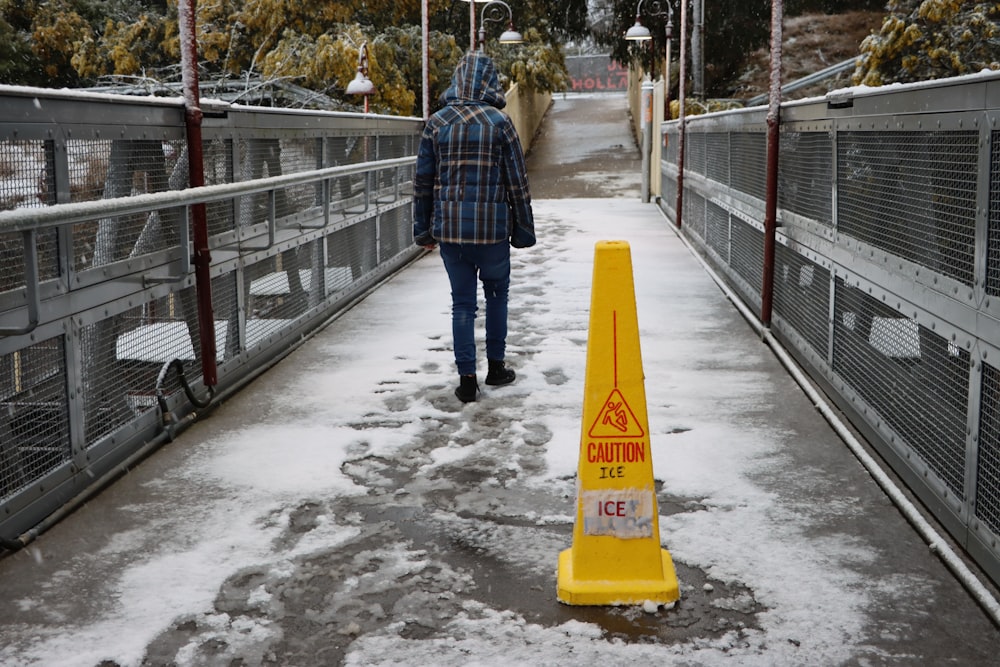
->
[557,240,680,606]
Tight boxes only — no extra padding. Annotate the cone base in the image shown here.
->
[556,547,681,606]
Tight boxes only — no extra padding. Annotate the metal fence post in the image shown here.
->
[641,79,654,203]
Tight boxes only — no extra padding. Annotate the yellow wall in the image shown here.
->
[505,83,552,153]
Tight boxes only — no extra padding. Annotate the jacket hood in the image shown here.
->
[441,52,506,109]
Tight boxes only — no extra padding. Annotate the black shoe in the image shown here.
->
[485,360,516,386]
[455,374,479,403]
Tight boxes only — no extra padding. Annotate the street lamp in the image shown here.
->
[460,0,486,52]
[345,41,376,113]
[478,0,523,53]
[625,0,673,114]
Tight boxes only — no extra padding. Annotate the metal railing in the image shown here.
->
[0,87,422,545]
[658,72,1000,585]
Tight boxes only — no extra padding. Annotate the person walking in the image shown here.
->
[413,51,535,403]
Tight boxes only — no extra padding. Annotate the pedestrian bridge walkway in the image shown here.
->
[0,85,999,665]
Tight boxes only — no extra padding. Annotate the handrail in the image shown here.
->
[0,230,40,336]
[0,156,417,233]
[745,58,855,107]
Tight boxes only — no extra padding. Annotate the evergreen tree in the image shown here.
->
[592,0,772,98]
[2,0,575,114]
[0,2,47,86]
[854,0,1000,86]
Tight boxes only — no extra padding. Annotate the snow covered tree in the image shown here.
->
[490,28,571,93]
[4,0,575,112]
[591,0,773,98]
[0,1,49,86]
[854,0,1000,86]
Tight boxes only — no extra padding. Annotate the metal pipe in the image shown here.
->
[178,0,218,387]
[0,157,417,232]
[665,22,673,118]
[641,80,654,202]
[470,0,477,51]
[675,0,686,229]
[761,0,782,327]
[422,0,430,119]
[691,0,705,98]
[746,57,854,107]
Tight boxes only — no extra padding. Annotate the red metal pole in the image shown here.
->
[178,0,218,386]
[674,0,686,229]
[761,0,783,328]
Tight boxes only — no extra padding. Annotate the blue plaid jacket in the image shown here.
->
[413,53,534,246]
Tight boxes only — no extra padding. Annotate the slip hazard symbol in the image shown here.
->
[588,389,645,439]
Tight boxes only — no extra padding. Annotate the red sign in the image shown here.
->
[566,56,629,93]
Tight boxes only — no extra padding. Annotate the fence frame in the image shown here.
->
[658,71,1000,585]
[0,86,422,545]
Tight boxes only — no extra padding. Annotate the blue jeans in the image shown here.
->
[439,242,510,376]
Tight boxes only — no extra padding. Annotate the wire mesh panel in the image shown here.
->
[73,210,181,272]
[0,336,70,500]
[81,315,140,444]
[731,132,767,202]
[833,278,970,499]
[239,138,320,224]
[378,207,411,263]
[987,132,1000,298]
[68,139,177,203]
[706,133,730,185]
[202,138,235,237]
[326,219,378,295]
[65,139,112,203]
[213,272,241,364]
[778,131,833,225]
[730,218,764,304]
[200,137,228,187]
[378,133,416,195]
[773,244,830,358]
[683,189,707,241]
[705,200,730,261]
[687,132,707,176]
[0,139,54,209]
[979,362,1000,537]
[378,133,413,161]
[70,139,185,271]
[245,251,312,327]
[837,131,978,286]
[661,171,678,214]
[87,299,192,441]
[326,136,370,215]
[0,228,59,301]
[663,126,679,166]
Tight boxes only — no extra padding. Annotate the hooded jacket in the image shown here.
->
[413,52,535,246]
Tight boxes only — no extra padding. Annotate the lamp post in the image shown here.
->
[478,0,524,53]
[676,0,686,229]
[459,0,485,52]
[692,0,704,99]
[422,0,429,119]
[625,0,673,115]
[345,41,376,113]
